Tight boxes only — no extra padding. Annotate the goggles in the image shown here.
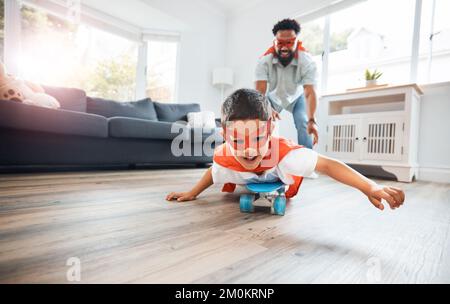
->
[274,37,297,49]
[223,120,272,152]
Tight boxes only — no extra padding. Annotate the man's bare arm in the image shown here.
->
[256,81,280,120]
[304,85,319,145]
[255,80,268,95]
[303,85,317,121]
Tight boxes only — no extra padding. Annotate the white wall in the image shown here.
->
[139,0,227,115]
[417,82,450,183]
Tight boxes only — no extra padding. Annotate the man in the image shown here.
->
[255,18,319,149]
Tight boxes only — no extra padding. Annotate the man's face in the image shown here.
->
[274,30,297,67]
[223,119,273,170]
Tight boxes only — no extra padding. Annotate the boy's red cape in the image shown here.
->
[213,137,305,199]
[261,40,307,59]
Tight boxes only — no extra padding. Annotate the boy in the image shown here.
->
[166,89,405,211]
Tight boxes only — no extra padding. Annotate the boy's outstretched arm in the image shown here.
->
[315,155,405,211]
[166,168,213,202]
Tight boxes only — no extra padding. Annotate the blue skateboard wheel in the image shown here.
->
[240,194,255,213]
[273,196,287,216]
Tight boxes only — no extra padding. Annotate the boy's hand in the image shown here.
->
[366,184,405,211]
[166,191,197,202]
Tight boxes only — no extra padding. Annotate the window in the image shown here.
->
[299,17,325,92]
[417,0,450,83]
[300,0,450,93]
[0,0,4,61]
[19,4,138,101]
[327,0,416,92]
[146,40,178,102]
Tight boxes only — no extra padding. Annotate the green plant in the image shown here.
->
[365,69,383,81]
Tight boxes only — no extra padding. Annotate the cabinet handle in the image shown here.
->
[363,137,368,142]
[355,137,360,141]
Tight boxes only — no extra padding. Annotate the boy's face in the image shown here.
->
[223,119,273,170]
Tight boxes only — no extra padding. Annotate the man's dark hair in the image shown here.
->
[221,89,272,123]
[272,19,301,36]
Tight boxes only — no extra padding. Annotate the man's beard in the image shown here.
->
[277,51,295,67]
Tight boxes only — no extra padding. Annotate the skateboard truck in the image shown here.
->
[239,181,287,216]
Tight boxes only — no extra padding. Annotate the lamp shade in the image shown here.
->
[212,67,233,86]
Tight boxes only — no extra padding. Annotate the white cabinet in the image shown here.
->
[321,84,423,182]
[361,116,404,162]
[326,118,360,160]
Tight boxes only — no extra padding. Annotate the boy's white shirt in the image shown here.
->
[211,148,318,186]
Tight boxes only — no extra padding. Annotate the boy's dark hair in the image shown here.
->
[272,19,301,36]
[221,89,272,123]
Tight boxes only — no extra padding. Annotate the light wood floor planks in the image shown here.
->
[0,169,449,284]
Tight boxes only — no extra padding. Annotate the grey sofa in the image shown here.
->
[0,86,221,172]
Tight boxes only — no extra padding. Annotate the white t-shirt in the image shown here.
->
[212,148,318,186]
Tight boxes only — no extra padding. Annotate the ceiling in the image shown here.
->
[207,0,267,15]
[79,0,271,31]
[82,0,186,31]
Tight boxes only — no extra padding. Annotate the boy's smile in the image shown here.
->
[223,119,273,170]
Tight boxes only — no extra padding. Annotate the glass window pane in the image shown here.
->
[418,0,450,83]
[327,0,416,92]
[19,4,138,101]
[298,18,324,92]
[0,0,4,62]
[146,40,178,102]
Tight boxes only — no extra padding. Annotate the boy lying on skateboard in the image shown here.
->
[167,89,405,212]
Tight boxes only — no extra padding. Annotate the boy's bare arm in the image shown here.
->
[315,155,405,211]
[166,168,214,202]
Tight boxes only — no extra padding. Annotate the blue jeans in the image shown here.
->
[292,94,313,149]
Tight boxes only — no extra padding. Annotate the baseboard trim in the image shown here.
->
[418,167,450,184]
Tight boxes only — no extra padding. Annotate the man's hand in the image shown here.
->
[166,191,197,202]
[307,121,319,146]
[272,110,281,121]
[365,184,405,211]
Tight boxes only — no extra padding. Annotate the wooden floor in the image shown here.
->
[0,169,449,284]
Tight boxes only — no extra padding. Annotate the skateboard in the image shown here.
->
[239,181,287,216]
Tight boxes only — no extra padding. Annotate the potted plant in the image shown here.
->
[365,69,383,87]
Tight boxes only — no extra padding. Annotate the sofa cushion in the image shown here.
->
[0,100,108,138]
[43,85,87,113]
[108,117,190,141]
[154,102,201,122]
[87,97,157,121]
